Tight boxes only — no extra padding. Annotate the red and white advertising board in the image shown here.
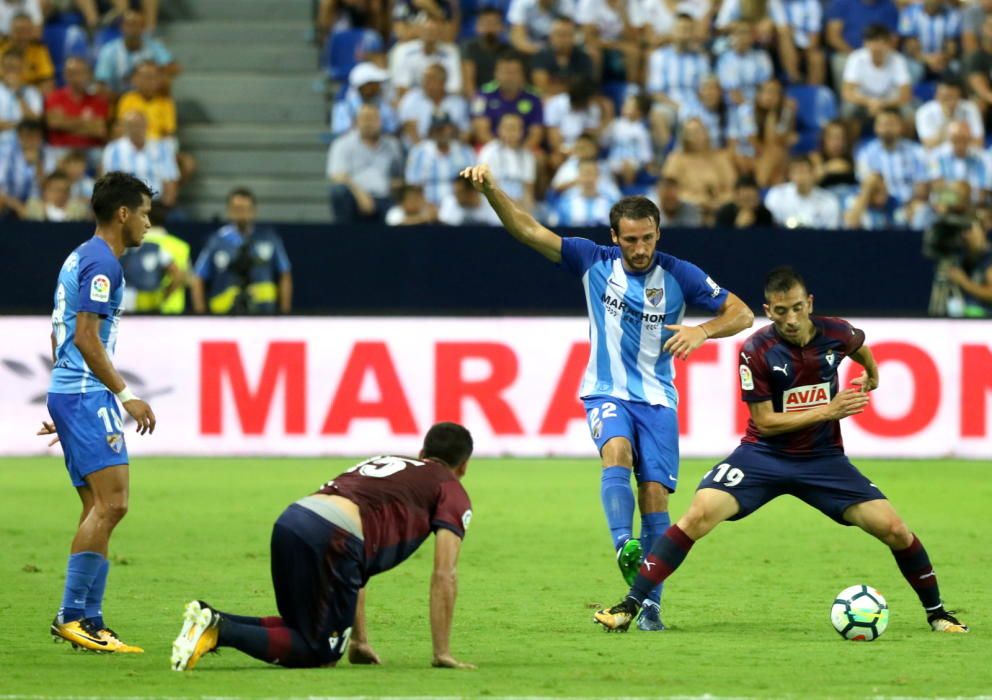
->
[1,317,989,459]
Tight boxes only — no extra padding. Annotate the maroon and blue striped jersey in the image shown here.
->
[738,316,865,456]
[317,456,472,578]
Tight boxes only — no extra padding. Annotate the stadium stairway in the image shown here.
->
[161,0,330,222]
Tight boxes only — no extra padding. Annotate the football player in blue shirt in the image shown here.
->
[461,164,754,630]
[38,172,158,653]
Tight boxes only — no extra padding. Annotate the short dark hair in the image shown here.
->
[609,196,660,233]
[477,6,503,18]
[938,72,963,90]
[496,50,525,68]
[16,118,43,134]
[42,170,69,188]
[789,154,813,168]
[877,105,902,120]
[764,266,807,300]
[863,23,891,42]
[91,172,154,223]
[422,422,474,467]
[735,174,759,190]
[227,187,257,205]
[149,200,169,227]
[676,12,694,22]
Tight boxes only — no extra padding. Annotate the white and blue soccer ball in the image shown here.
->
[831,585,889,641]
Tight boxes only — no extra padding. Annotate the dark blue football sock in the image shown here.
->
[58,552,104,623]
[600,466,635,550]
[640,511,670,607]
[83,557,110,629]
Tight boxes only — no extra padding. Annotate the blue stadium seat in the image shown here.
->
[913,80,937,103]
[43,24,90,86]
[787,85,837,154]
[324,29,384,83]
[601,81,630,115]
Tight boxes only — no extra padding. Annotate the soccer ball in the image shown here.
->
[830,585,889,641]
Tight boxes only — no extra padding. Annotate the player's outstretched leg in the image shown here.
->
[844,500,969,633]
[171,600,220,671]
[636,484,670,631]
[600,457,637,584]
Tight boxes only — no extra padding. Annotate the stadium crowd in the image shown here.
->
[321,0,992,231]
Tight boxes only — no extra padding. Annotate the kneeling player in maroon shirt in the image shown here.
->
[594,267,969,634]
[171,422,476,670]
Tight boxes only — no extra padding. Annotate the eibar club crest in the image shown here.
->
[645,287,664,306]
[825,349,835,366]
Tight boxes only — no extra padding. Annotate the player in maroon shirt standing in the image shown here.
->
[170,422,476,671]
[594,267,969,634]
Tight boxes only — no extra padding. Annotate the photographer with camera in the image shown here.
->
[945,219,992,317]
[191,188,293,315]
[924,194,992,317]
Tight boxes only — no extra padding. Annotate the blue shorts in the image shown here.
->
[47,392,129,487]
[583,396,679,492]
[697,444,886,525]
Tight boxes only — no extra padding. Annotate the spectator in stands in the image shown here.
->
[577,0,641,84]
[479,113,536,211]
[843,172,898,228]
[964,15,992,117]
[438,174,501,225]
[713,0,775,49]
[637,0,711,44]
[927,120,992,203]
[549,131,620,197]
[0,118,48,219]
[545,78,606,169]
[327,103,403,223]
[507,0,576,57]
[603,93,652,187]
[116,60,174,141]
[95,9,177,97]
[385,184,438,225]
[388,14,461,97]
[856,107,929,205]
[765,155,842,228]
[58,149,94,200]
[552,158,613,226]
[772,0,825,85]
[398,63,469,145]
[896,177,940,230]
[23,169,89,221]
[811,119,858,194]
[916,75,984,151]
[120,225,184,313]
[0,13,54,93]
[391,0,458,43]
[682,74,756,157]
[44,57,108,166]
[841,24,912,140]
[143,200,190,314]
[646,13,710,142]
[470,52,543,148]
[716,21,773,107]
[192,188,293,315]
[826,0,900,89]
[460,8,509,98]
[652,175,702,226]
[662,116,736,222]
[945,217,992,317]
[531,18,595,98]
[0,0,42,35]
[962,0,992,54]
[317,0,386,44]
[0,49,42,146]
[331,62,399,137]
[898,0,961,80]
[102,111,179,207]
[714,174,774,228]
[751,77,796,187]
[405,112,474,205]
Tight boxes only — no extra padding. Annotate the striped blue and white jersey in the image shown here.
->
[404,139,475,204]
[49,237,125,395]
[553,190,613,227]
[715,48,773,103]
[899,3,961,55]
[856,138,928,204]
[927,143,992,197]
[769,0,822,48]
[646,46,710,108]
[559,237,728,406]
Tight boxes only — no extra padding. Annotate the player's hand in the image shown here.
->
[432,653,476,669]
[825,388,870,420]
[348,641,381,665]
[123,399,156,435]
[459,164,495,193]
[850,370,878,394]
[662,324,708,360]
[36,420,60,446]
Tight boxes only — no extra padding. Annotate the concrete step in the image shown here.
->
[194,148,326,177]
[178,99,326,125]
[173,74,324,102]
[163,21,312,44]
[184,176,329,202]
[180,200,330,223]
[181,124,325,149]
[173,45,317,73]
[162,0,311,22]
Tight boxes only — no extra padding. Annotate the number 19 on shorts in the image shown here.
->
[705,463,745,487]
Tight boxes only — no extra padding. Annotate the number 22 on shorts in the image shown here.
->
[588,402,618,440]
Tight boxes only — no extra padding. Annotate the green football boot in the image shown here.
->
[616,538,643,586]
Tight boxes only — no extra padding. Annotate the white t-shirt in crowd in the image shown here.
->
[765,182,842,228]
[842,48,910,101]
[915,99,984,149]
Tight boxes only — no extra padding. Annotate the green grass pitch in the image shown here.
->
[2,456,990,699]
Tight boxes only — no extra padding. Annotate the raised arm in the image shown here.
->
[429,528,474,669]
[460,164,562,262]
[663,292,755,360]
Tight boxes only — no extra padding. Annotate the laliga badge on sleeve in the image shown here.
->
[90,274,111,303]
[739,364,754,391]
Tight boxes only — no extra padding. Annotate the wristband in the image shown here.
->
[116,386,137,403]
